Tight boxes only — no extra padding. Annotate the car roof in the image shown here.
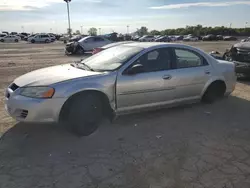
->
[122,42,192,49]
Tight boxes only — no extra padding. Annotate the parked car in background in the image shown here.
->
[65,36,111,55]
[16,34,26,40]
[4,42,236,136]
[68,35,84,42]
[223,42,250,77]
[203,34,217,41]
[92,41,134,55]
[139,35,155,42]
[183,36,199,41]
[216,35,224,40]
[48,34,56,42]
[241,37,250,42]
[59,35,70,42]
[0,33,7,40]
[155,36,171,42]
[10,32,18,35]
[175,35,184,41]
[24,34,34,41]
[0,35,20,42]
[131,35,141,41]
[223,36,237,41]
[27,34,51,43]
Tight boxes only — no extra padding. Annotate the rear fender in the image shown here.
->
[201,77,225,97]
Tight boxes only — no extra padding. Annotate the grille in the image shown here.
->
[9,83,19,91]
[19,110,28,118]
[234,48,250,63]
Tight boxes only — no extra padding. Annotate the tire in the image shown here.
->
[202,81,226,103]
[31,39,35,43]
[15,39,18,42]
[1,39,4,42]
[76,46,85,55]
[45,39,49,43]
[64,94,103,136]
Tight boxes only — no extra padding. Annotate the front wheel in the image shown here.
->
[1,39,4,42]
[64,94,103,136]
[15,39,18,42]
[45,39,49,43]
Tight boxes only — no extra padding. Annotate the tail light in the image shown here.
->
[92,48,103,55]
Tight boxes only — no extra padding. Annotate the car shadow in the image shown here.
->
[1,95,250,187]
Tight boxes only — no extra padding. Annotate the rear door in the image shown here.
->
[171,48,212,100]
[92,37,107,49]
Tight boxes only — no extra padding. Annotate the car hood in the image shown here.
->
[233,42,250,49]
[14,64,103,87]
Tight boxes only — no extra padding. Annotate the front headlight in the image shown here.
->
[19,87,55,98]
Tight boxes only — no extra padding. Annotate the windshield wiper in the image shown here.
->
[70,62,94,71]
[81,62,95,71]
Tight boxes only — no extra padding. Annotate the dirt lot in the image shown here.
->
[0,41,250,188]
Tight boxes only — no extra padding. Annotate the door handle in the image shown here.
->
[205,70,210,75]
[162,75,172,80]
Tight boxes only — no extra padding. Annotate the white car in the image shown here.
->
[183,36,199,41]
[77,36,112,51]
[139,35,155,42]
[0,35,20,43]
[0,33,7,40]
[27,34,51,43]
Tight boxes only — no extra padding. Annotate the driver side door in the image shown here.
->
[116,48,176,113]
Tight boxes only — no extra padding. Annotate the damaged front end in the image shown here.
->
[65,42,84,55]
[223,42,250,77]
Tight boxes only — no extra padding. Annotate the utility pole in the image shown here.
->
[21,26,24,33]
[81,26,83,34]
[64,0,72,37]
[99,28,101,35]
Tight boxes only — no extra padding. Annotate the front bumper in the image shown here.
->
[235,62,250,76]
[4,90,67,123]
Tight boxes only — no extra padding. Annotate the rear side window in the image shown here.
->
[94,37,105,42]
[174,48,208,69]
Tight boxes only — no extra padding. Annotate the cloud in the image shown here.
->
[0,0,101,11]
[150,1,250,9]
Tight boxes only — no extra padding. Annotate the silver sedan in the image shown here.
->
[4,43,236,136]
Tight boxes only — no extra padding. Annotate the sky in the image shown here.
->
[0,0,250,34]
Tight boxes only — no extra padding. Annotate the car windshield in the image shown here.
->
[80,45,143,71]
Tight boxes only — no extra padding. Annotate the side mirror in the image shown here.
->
[127,64,144,75]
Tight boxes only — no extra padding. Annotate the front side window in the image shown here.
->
[174,48,207,68]
[131,48,172,73]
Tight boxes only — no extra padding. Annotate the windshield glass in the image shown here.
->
[80,45,143,71]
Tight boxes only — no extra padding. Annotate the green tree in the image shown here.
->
[150,30,161,35]
[75,30,81,35]
[137,26,148,36]
[88,27,97,36]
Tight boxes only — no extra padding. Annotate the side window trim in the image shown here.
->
[122,47,174,75]
[172,47,209,69]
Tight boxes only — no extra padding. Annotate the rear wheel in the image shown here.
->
[45,39,49,43]
[31,39,35,43]
[1,39,4,42]
[63,94,103,136]
[202,81,226,103]
[15,39,18,42]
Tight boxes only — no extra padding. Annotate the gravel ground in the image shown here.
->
[0,41,250,188]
